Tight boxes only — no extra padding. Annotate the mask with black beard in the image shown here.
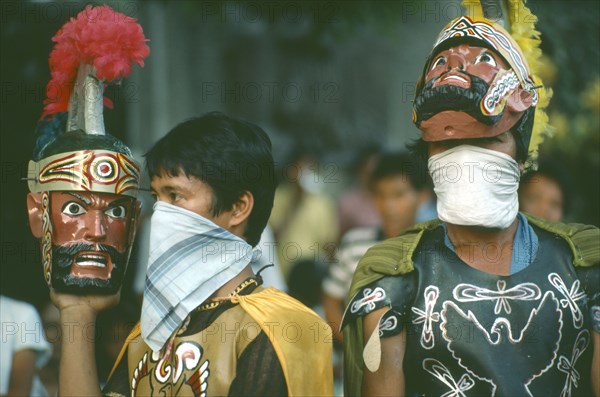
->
[413,72,501,128]
[413,69,535,161]
[51,243,128,294]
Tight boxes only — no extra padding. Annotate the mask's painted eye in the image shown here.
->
[475,52,497,67]
[431,56,447,70]
[105,205,127,219]
[62,201,86,216]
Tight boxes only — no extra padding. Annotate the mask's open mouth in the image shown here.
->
[71,251,113,280]
[433,72,471,89]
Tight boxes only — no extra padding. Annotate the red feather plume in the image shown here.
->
[42,5,150,118]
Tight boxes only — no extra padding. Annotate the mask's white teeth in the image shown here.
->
[77,261,106,268]
[445,75,467,83]
[76,253,107,267]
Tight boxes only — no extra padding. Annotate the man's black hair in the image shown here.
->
[145,112,276,247]
[369,151,429,191]
[406,138,430,163]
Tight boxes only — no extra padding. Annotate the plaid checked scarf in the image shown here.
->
[141,201,259,352]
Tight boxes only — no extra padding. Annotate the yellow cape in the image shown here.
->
[111,287,334,396]
[234,287,334,397]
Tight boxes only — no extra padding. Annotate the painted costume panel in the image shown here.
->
[104,286,287,396]
[105,285,334,397]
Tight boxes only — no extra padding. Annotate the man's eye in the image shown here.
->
[62,201,86,216]
[475,52,497,67]
[431,56,447,70]
[170,193,182,202]
[105,206,127,219]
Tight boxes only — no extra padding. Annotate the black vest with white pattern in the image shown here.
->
[348,225,597,397]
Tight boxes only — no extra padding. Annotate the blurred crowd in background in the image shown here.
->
[1,1,598,395]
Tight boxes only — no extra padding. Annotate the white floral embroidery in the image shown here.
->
[453,280,541,315]
[412,286,440,349]
[548,273,586,329]
[423,358,475,397]
[557,329,590,397]
[350,287,386,314]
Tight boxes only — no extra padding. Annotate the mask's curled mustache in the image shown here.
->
[414,71,503,127]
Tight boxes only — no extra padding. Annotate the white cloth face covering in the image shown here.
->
[141,201,259,352]
[428,144,520,229]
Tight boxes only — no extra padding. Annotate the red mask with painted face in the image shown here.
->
[26,4,149,294]
[413,16,538,148]
[27,190,139,294]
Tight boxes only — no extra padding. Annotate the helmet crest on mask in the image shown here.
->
[26,5,149,294]
[413,0,551,168]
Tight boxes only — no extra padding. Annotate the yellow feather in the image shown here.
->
[462,0,485,19]
[506,0,553,168]
[461,0,553,168]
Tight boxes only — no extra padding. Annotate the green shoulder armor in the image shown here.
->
[343,219,440,397]
[347,219,441,302]
[524,214,600,268]
[348,215,599,302]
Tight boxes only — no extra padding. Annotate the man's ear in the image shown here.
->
[229,191,254,229]
[27,192,44,238]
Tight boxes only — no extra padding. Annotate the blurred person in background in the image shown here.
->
[39,303,60,396]
[1,295,52,397]
[337,146,382,236]
[269,149,339,282]
[519,158,571,222]
[323,152,430,344]
[323,151,429,396]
